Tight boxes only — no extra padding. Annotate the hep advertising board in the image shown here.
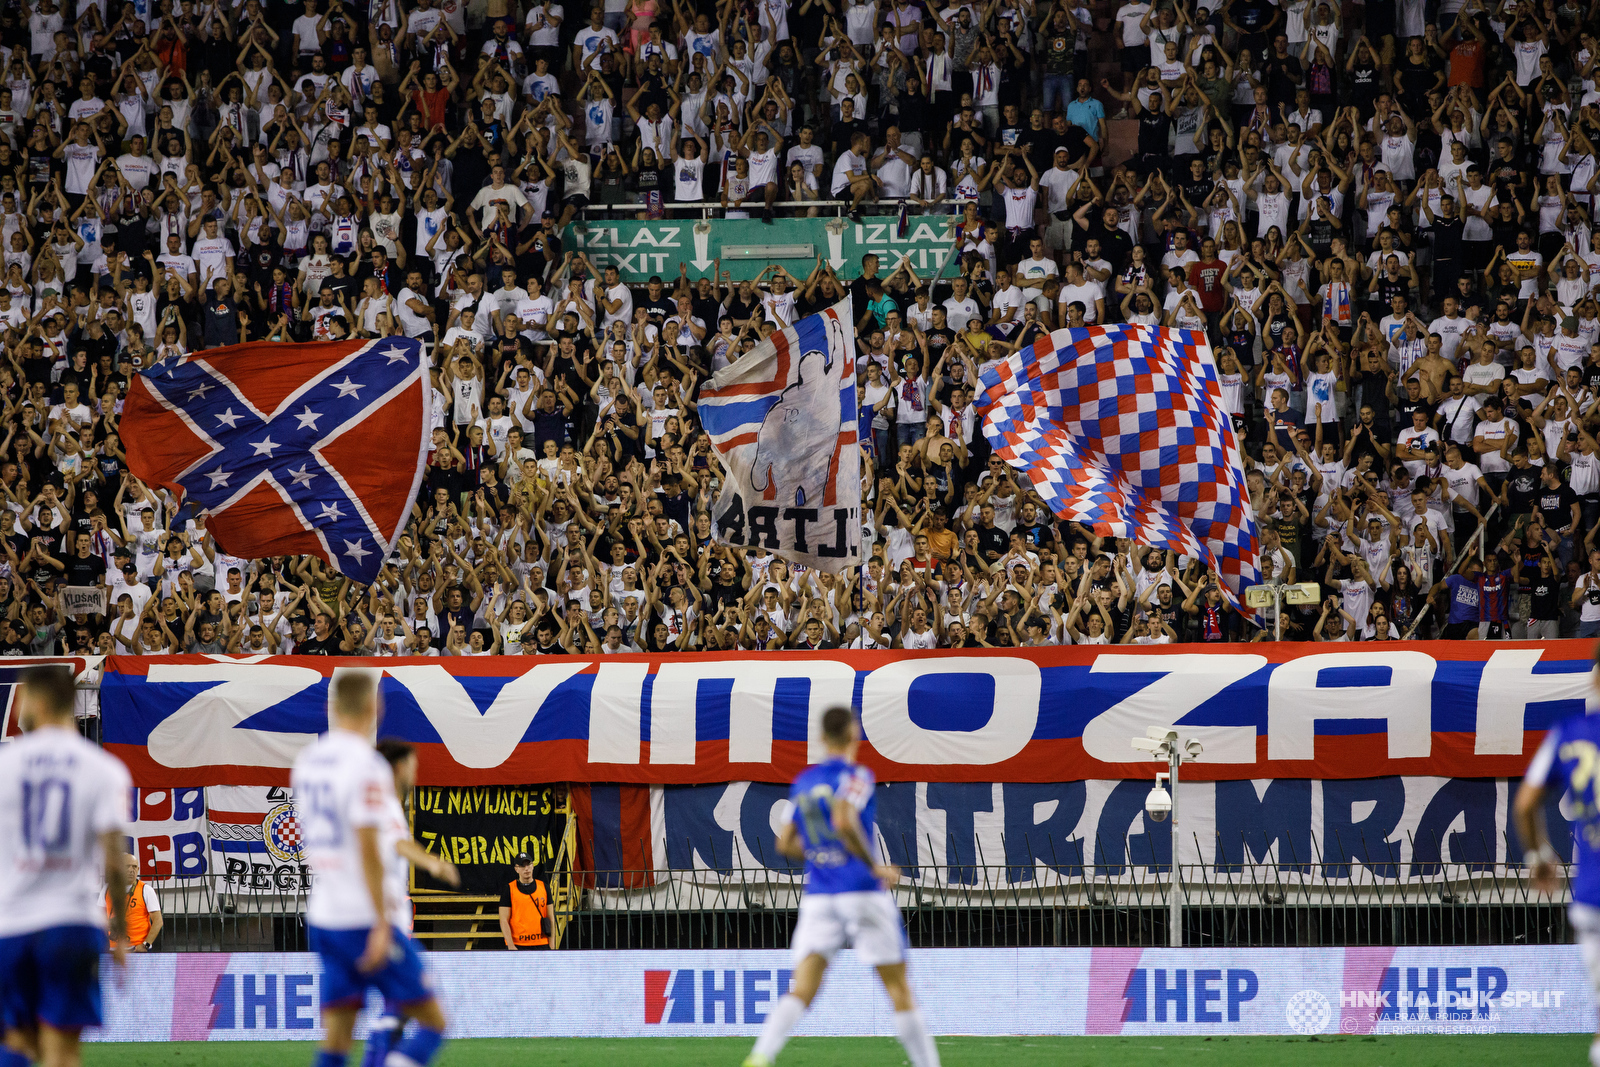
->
[94,947,1595,1041]
[99,644,1596,787]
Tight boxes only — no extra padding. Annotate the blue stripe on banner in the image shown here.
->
[211,841,269,853]
[697,395,780,438]
[589,785,624,873]
[697,678,733,747]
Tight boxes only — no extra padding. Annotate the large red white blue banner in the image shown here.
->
[122,338,430,584]
[98,643,1595,787]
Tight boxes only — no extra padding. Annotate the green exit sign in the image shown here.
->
[567,215,956,282]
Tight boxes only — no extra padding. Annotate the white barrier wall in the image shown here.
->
[95,946,1595,1041]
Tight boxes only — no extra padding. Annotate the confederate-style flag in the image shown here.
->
[121,338,431,584]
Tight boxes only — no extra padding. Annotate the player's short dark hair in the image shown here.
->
[820,706,855,747]
[20,664,74,717]
[331,670,378,719]
[376,737,415,768]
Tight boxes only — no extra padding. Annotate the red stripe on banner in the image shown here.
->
[822,428,854,507]
[120,378,216,493]
[570,784,596,877]
[194,339,371,415]
[206,811,268,824]
[703,329,793,397]
[618,785,654,871]
[720,432,758,449]
[109,734,1560,789]
[105,748,294,787]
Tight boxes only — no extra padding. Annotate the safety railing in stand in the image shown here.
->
[557,857,1572,952]
[89,829,1580,953]
[574,198,950,221]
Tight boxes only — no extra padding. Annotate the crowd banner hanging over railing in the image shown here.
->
[572,776,1570,890]
[96,643,1597,788]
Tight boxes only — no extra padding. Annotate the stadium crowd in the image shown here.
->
[0,0,1597,651]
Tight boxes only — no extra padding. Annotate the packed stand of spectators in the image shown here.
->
[5,0,1600,652]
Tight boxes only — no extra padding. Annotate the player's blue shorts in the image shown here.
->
[309,925,433,1009]
[0,924,105,1032]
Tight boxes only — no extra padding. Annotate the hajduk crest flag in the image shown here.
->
[976,324,1260,610]
[121,338,431,585]
[699,299,861,572]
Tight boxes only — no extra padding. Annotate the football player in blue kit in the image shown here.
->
[743,706,941,1067]
[1516,654,1600,1067]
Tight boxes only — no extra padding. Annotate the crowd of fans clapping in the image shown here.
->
[6,0,1600,650]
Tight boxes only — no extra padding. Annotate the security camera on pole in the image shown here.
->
[1131,726,1204,948]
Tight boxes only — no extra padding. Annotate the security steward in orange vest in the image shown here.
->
[498,851,550,949]
[106,852,164,951]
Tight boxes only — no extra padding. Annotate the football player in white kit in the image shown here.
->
[359,738,459,1067]
[291,671,449,1067]
[0,665,133,1067]
[744,707,940,1067]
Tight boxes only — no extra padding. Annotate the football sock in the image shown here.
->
[312,1051,348,1067]
[750,993,808,1061]
[1589,1040,1600,1067]
[359,1004,401,1067]
[386,1026,445,1067]
[0,1048,31,1067]
[895,1008,941,1067]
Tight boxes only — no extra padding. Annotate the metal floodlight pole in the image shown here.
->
[1169,741,1182,948]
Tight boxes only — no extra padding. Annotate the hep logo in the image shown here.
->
[644,970,694,1024]
[644,969,793,1024]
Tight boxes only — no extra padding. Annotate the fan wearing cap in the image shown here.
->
[498,851,550,949]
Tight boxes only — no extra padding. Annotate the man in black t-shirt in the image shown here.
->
[637,276,676,327]
[848,254,882,322]
[1394,376,1434,431]
[829,100,869,164]
[1180,157,1214,208]
[923,305,955,366]
[995,103,1027,163]
[1132,92,1173,175]
[201,277,244,348]
[320,255,359,304]
[59,532,103,589]
[1259,34,1303,108]
[1075,203,1133,273]
[1503,449,1541,518]
[532,618,570,654]
[1538,464,1581,545]
[295,614,345,655]
[1048,112,1095,168]
[435,586,476,639]
[1527,552,1562,638]
[1422,195,1466,301]
[0,619,27,656]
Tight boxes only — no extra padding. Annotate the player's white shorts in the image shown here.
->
[791,890,906,967]
[1571,902,1600,998]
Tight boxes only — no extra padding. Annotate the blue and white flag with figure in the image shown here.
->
[699,298,861,572]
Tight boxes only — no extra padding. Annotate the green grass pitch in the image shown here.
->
[82,1034,1595,1066]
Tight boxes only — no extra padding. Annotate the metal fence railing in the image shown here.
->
[145,879,311,953]
[559,856,1573,952]
[132,853,1576,953]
